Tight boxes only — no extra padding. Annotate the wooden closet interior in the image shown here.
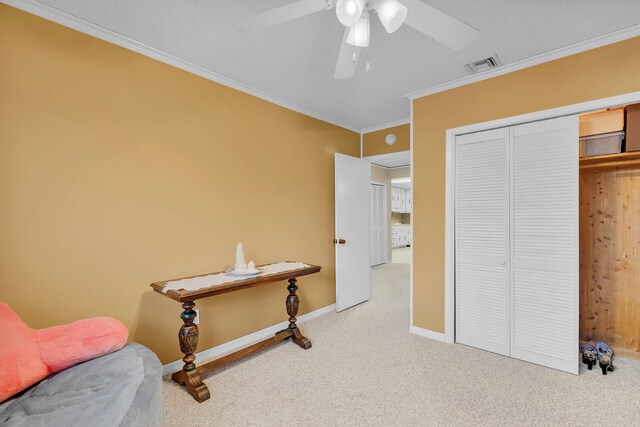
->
[579,104,640,360]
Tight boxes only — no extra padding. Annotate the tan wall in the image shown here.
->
[371,165,392,261]
[371,165,390,184]
[0,5,360,364]
[412,36,640,332]
[363,124,410,156]
[389,167,410,180]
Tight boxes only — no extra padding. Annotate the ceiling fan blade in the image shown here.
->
[235,0,330,32]
[334,28,362,80]
[403,0,479,50]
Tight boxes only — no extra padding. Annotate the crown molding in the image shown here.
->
[8,0,640,133]
[2,0,362,133]
[406,23,640,101]
[361,118,411,134]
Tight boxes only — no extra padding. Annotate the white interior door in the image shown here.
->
[335,153,371,312]
[370,184,386,266]
[455,128,510,356]
[510,116,579,374]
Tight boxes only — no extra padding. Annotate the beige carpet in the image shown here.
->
[163,262,640,426]
[392,247,411,264]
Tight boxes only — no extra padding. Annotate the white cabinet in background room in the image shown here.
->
[391,225,411,248]
[391,188,397,211]
[392,187,412,213]
[391,187,404,212]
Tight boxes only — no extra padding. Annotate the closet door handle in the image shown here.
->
[500,259,506,266]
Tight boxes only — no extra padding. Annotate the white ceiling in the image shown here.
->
[27,0,640,131]
[366,150,410,168]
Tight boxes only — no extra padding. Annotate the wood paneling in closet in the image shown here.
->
[580,169,640,358]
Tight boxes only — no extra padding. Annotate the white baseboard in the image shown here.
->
[162,304,336,376]
[409,325,446,342]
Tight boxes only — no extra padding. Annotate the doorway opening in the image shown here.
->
[334,147,412,313]
[365,150,411,269]
[390,177,411,264]
[365,150,412,309]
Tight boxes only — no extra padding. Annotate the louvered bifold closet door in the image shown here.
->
[455,128,510,356]
[511,116,579,374]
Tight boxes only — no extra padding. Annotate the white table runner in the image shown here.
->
[162,262,310,293]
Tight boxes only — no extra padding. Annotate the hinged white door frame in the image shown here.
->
[444,90,640,344]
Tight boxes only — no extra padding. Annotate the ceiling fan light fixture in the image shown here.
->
[346,11,370,47]
[336,0,364,27]
[375,0,408,34]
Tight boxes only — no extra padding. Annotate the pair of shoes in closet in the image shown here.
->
[580,343,598,370]
[580,342,615,375]
[595,342,615,375]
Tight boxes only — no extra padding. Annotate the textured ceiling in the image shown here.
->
[366,151,411,168]
[32,0,640,130]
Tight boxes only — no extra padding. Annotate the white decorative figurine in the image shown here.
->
[235,242,247,272]
[231,243,259,274]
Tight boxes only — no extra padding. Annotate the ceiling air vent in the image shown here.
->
[466,55,502,73]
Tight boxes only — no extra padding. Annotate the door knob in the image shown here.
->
[333,239,346,244]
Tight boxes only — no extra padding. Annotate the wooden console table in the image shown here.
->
[150,262,321,402]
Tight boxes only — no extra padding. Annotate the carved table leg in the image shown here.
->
[286,278,312,349]
[171,301,210,402]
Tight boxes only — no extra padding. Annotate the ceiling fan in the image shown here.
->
[235,0,480,79]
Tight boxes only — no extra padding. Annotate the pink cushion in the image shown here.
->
[0,302,128,402]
